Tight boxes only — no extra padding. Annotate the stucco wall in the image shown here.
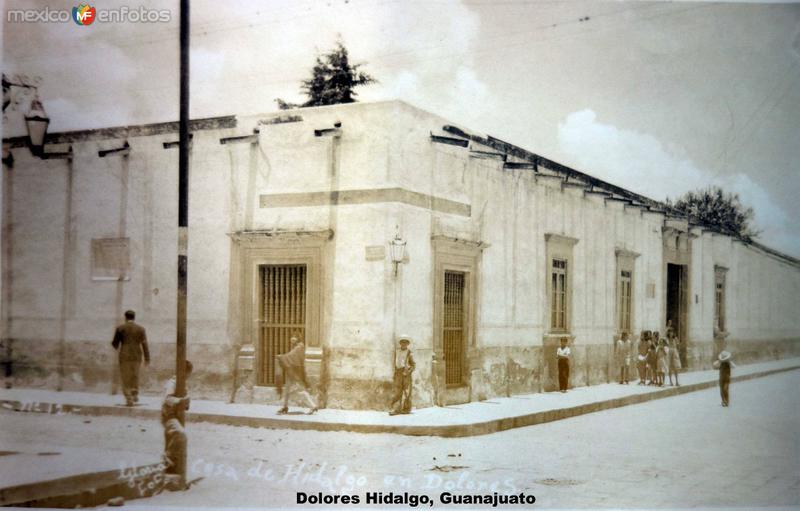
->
[4,125,246,398]
[3,100,799,409]
[685,231,800,369]
[374,102,672,399]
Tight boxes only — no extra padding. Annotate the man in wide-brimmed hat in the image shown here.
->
[712,350,736,407]
[389,335,415,415]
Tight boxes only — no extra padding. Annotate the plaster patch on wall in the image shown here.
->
[90,238,130,281]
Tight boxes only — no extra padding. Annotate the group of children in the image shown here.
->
[615,329,683,387]
[561,332,735,408]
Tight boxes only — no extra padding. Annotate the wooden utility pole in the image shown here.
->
[175,0,190,481]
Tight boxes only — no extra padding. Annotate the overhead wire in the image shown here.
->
[10,2,713,102]
[709,61,800,179]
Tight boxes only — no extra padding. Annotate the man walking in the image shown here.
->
[389,335,415,415]
[276,336,318,415]
[112,310,150,406]
[713,350,736,407]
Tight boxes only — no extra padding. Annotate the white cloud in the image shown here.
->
[47,97,127,132]
[557,109,798,256]
[390,70,420,99]
[454,66,489,105]
[3,0,494,127]
[339,0,497,125]
[191,47,227,83]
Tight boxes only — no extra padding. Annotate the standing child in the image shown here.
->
[637,331,650,385]
[556,337,571,393]
[646,331,658,385]
[656,337,668,387]
[668,331,682,386]
[615,332,632,384]
[713,350,736,407]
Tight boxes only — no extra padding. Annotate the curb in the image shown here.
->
[0,462,168,508]
[1,365,797,439]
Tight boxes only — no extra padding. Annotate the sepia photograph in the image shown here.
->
[1,0,799,509]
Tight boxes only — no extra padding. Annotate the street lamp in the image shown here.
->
[24,97,50,157]
[2,75,58,160]
[23,97,68,160]
[390,232,407,277]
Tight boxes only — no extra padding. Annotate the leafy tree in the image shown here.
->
[666,186,759,241]
[276,41,376,109]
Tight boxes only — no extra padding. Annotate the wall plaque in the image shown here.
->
[91,237,131,281]
[365,245,386,261]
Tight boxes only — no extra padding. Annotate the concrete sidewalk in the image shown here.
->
[1,358,798,438]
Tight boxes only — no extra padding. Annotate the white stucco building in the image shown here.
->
[2,100,799,409]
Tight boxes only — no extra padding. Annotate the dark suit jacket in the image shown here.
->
[112,321,150,363]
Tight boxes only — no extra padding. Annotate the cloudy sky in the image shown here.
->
[4,0,799,256]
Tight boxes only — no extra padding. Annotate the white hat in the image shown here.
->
[718,350,732,362]
[398,335,411,345]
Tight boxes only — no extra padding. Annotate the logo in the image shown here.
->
[8,4,170,24]
[72,4,96,25]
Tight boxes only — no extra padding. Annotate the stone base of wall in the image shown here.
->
[686,337,800,370]
[239,376,395,411]
[1,337,235,402]
[320,346,437,410]
[470,346,542,399]
[325,378,393,410]
[420,337,800,407]
[471,343,614,399]
[731,338,800,362]
[5,337,799,410]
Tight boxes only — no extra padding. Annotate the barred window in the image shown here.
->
[619,270,632,333]
[551,258,568,330]
[545,234,577,333]
[714,267,726,332]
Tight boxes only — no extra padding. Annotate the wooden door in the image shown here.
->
[258,264,307,385]
[443,271,466,386]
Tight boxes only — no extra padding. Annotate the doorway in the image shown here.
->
[258,264,307,385]
[443,271,466,387]
[666,263,688,366]
[432,237,482,406]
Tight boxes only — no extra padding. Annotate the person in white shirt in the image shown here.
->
[556,337,571,392]
[615,331,632,384]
